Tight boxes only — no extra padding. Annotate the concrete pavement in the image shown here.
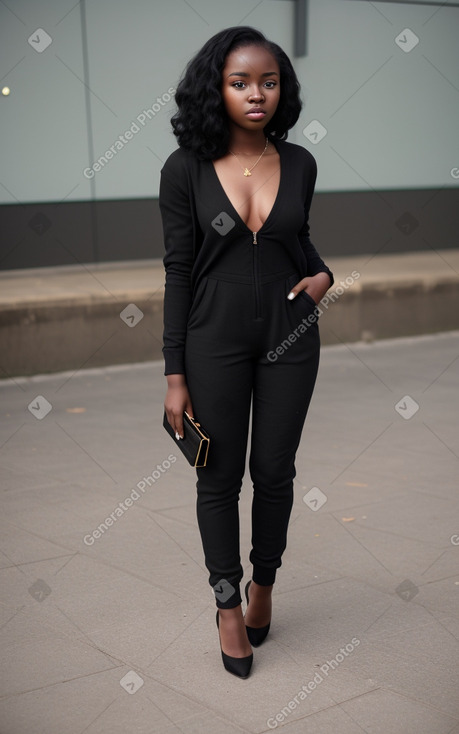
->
[0,331,459,733]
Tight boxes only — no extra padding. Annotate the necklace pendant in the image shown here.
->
[243,168,251,177]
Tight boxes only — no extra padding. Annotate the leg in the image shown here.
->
[248,322,320,590]
[244,324,320,629]
[184,276,259,664]
[185,333,254,610]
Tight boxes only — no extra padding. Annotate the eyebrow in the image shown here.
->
[227,71,279,78]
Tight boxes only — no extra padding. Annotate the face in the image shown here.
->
[221,45,280,132]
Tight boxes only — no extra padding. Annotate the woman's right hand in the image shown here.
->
[164,374,194,439]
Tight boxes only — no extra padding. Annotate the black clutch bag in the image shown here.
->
[163,410,210,467]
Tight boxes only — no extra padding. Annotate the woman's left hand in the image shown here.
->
[287,272,332,305]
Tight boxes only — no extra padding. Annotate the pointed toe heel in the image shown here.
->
[216,610,253,679]
[244,580,271,647]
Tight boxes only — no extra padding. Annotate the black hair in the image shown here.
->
[170,26,302,160]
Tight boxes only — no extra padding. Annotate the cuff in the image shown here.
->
[163,347,186,376]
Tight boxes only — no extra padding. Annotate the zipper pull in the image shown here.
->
[253,231,258,245]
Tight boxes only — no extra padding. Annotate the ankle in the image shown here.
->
[249,581,273,597]
[218,605,244,623]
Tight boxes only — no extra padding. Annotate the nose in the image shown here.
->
[248,85,264,102]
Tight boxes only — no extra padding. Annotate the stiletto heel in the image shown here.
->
[216,610,253,679]
[244,580,271,647]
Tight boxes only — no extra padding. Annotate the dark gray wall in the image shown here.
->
[1,187,457,270]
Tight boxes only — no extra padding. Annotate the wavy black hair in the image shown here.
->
[170,26,302,160]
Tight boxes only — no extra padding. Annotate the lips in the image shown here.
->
[246,108,266,115]
[246,108,266,121]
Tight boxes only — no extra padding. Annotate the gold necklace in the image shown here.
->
[229,137,269,177]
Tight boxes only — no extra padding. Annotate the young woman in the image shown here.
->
[160,26,334,679]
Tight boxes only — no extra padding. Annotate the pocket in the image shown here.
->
[299,289,318,308]
[286,273,318,312]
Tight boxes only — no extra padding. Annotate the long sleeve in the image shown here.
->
[159,153,196,375]
[298,153,334,287]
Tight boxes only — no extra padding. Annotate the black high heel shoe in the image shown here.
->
[216,610,253,679]
[244,580,271,647]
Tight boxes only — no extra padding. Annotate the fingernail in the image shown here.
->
[175,432,181,440]
[287,292,295,300]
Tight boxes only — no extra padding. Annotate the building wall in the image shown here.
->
[1,0,458,268]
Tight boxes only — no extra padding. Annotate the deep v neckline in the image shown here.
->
[209,138,283,234]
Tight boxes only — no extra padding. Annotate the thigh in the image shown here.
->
[184,334,254,479]
[249,332,320,477]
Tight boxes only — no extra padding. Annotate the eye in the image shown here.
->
[231,81,246,89]
[264,81,277,89]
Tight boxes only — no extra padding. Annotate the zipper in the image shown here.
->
[252,231,261,319]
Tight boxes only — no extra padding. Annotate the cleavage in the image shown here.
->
[213,154,280,232]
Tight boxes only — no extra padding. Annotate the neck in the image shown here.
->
[228,127,268,155]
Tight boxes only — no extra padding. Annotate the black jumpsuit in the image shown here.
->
[159,137,334,609]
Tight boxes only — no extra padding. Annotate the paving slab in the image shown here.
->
[0,332,458,733]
